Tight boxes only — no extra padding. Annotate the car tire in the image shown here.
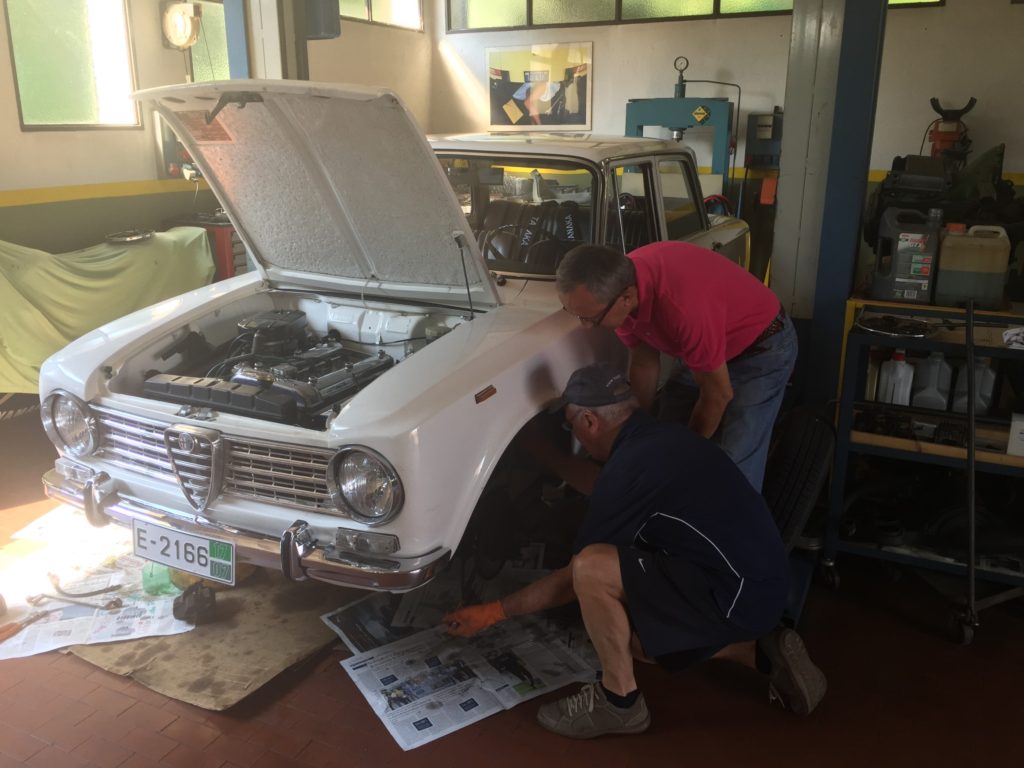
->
[0,393,39,422]
[762,405,836,554]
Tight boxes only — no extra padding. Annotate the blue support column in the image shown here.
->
[223,0,250,79]
[806,0,887,403]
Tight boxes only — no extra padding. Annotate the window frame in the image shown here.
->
[446,0,944,33]
[3,0,142,132]
[341,0,424,32]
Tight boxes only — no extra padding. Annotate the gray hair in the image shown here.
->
[590,396,639,427]
[555,245,636,303]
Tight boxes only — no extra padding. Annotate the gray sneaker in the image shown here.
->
[759,628,827,715]
[536,683,650,739]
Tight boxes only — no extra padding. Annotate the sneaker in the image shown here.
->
[759,628,827,716]
[536,683,650,739]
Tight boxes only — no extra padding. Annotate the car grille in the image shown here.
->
[95,408,336,513]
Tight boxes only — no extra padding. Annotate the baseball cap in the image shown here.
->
[560,363,633,408]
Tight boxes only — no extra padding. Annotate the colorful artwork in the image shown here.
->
[486,43,592,131]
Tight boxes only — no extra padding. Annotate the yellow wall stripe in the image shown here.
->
[0,179,210,208]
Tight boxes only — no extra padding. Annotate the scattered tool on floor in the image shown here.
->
[0,609,54,644]
[48,572,122,598]
[26,593,124,611]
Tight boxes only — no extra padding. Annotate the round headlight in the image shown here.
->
[328,447,404,525]
[42,392,97,457]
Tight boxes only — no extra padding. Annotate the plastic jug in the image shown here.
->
[878,349,915,406]
[911,352,952,410]
[952,358,996,415]
[935,225,1010,310]
[870,208,941,304]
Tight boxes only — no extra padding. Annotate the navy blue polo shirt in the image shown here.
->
[574,409,787,632]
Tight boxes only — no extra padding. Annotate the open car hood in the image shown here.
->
[137,80,498,310]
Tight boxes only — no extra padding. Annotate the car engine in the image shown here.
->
[143,309,395,428]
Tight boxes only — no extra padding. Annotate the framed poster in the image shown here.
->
[486,42,592,131]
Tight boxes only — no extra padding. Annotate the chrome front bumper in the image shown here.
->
[42,467,449,592]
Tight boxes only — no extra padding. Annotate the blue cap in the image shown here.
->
[560,363,632,408]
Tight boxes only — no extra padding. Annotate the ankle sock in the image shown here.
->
[600,683,640,708]
[755,643,773,675]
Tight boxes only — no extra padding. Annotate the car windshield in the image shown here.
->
[436,155,598,277]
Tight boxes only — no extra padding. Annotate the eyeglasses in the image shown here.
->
[562,407,590,431]
[563,291,623,327]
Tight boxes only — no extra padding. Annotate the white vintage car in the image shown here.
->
[39,81,748,592]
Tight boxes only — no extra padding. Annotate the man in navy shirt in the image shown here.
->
[443,363,826,739]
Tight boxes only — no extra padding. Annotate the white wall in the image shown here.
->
[307,14,435,132]
[427,0,1023,174]
[0,0,189,192]
[429,5,792,174]
[874,1,1024,173]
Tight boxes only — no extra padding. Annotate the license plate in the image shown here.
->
[132,520,235,585]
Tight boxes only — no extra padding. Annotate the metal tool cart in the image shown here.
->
[823,299,1024,644]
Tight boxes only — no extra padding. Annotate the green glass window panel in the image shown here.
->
[450,0,525,29]
[533,0,615,25]
[371,0,421,29]
[7,0,136,126]
[340,0,369,20]
[720,0,791,12]
[623,0,713,19]
[191,2,230,82]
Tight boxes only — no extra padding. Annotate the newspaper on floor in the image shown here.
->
[0,507,194,660]
[322,545,547,653]
[341,617,594,751]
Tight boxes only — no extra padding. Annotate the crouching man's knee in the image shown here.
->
[571,544,623,599]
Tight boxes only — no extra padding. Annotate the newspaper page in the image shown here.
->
[321,545,548,652]
[0,507,194,660]
[0,552,194,660]
[341,618,594,750]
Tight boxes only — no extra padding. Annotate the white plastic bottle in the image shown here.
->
[911,351,952,410]
[952,358,997,415]
[878,349,915,406]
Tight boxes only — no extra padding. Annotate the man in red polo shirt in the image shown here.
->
[555,241,796,491]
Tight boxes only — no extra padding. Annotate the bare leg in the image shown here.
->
[630,633,655,664]
[712,640,756,670]
[572,544,636,695]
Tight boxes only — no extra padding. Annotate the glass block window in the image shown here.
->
[532,0,615,25]
[340,0,422,30]
[623,0,713,20]
[450,0,942,30]
[190,1,230,82]
[720,0,791,12]
[5,0,138,129]
[339,0,369,20]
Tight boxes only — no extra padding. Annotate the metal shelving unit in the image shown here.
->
[823,299,1024,643]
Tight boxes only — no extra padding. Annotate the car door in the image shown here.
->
[652,156,750,269]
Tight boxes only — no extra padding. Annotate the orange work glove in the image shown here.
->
[442,600,507,638]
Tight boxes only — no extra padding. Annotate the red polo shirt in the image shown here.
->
[616,242,781,372]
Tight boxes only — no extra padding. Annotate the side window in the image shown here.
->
[658,159,704,240]
[608,162,657,252]
[6,0,138,129]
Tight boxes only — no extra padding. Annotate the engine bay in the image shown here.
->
[138,304,454,429]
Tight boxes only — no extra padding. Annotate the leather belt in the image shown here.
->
[735,306,786,360]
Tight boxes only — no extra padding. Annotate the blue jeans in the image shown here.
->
[666,318,798,492]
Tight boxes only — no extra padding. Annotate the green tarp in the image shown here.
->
[1,227,215,393]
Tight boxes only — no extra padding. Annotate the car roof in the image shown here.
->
[428,132,693,164]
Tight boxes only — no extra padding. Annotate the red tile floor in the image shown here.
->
[2,412,1023,767]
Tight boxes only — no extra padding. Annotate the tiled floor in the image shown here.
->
[2,412,1023,767]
